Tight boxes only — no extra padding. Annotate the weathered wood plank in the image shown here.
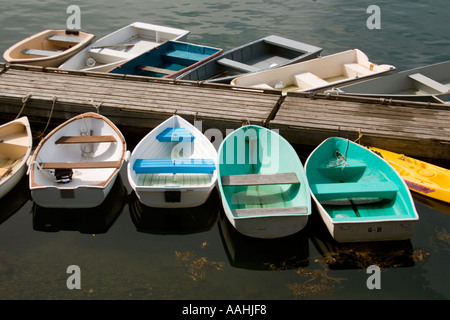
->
[232,206,308,217]
[41,161,121,169]
[55,135,116,144]
[221,173,300,186]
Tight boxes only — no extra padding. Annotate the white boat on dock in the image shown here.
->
[59,22,190,72]
[230,49,395,94]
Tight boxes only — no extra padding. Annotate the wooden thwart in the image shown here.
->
[41,160,121,169]
[232,206,308,217]
[137,65,173,75]
[55,135,116,144]
[221,172,299,186]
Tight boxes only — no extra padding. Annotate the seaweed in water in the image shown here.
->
[175,250,225,281]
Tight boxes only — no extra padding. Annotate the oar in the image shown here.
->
[91,43,135,49]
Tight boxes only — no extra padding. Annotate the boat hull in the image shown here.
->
[127,115,217,208]
[29,112,127,208]
[305,137,419,243]
[217,125,311,239]
[3,29,94,67]
[59,22,190,72]
[369,147,450,203]
[0,117,32,199]
[230,49,395,94]
[176,35,322,83]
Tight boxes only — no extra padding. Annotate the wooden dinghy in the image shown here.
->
[369,147,450,204]
[336,60,450,104]
[305,137,419,243]
[29,112,127,208]
[230,49,394,94]
[59,22,190,72]
[109,40,222,78]
[3,29,94,67]
[217,125,311,239]
[127,115,217,208]
[176,35,322,84]
[0,116,32,199]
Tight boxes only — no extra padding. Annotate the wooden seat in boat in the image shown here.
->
[55,135,116,144]
[221,172,299,186]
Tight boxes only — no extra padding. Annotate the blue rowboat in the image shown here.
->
[217,125,311,239]
[109,40,222,78]
[305,137,419,242]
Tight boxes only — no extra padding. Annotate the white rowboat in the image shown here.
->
[59,22,190,72]
[29,112,127,208]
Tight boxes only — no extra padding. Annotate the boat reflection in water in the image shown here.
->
[218,209,309,271]
[0,175,30,225]
[128,188,219,235]
[309,212,416,270]
[32,175,127,234]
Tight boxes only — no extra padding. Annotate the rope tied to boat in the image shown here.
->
[89,99,103,113]
[328,139,349,169]
[15,93,32,119]
[36,96,57,139]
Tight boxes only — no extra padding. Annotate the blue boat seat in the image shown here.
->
[156,128,195,142]
[310,181,398,203]
[133,158,215,174]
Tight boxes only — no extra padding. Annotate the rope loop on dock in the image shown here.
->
[15,93,32,119]
[89,99,103,113]
[354,128,363,144]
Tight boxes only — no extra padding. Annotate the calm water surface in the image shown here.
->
[0,0,449,301]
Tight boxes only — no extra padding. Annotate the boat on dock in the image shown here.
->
[109,40,222,78]
[176,35,322,84]
[369,147,450,203]
[217,125,311,239]
[0,116,32,199]
[127,115,218,208]
[59,22,190,73]
[3,29,94,67]
[230,49,395,94]
[28,112,127,208]
[336,60,450,104]
[305,137,419,242]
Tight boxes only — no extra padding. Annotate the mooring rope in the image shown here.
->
[15,93,32,119]
[328,139,349,168]
[36,96,57,139]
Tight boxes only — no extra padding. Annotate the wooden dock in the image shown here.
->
[1,63,449,161]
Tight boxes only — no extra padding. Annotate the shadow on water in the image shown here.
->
[32,175,127,234]
[0,174,30,225]
[128,187,220,235]
[218,209,310,271]
[308,208,416,270]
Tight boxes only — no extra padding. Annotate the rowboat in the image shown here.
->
[305,137,419,242]
[369,147,450,203]
[3,29,94,67]
[336,61,450,104]
[59,22,190,72]
[127,115,217,208]
[109,41,222,78]
[32,174,127,233]
[0,117,32,199]
[230,49,395,94]
[217,125,311,239]
[28,112,127,208]
[176,35,322,84]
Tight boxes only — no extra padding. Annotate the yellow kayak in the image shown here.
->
[369,147,450,203]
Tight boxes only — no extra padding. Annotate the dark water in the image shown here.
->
[0,0,449,302]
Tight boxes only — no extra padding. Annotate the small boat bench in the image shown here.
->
[217,58,260,73]
[156,128,195,142]
[89,48,135,60]
[310,181,398,202]
[232,206,308,217]
[222,172,300,186]
[22,48,63,57]
[408,73,449,94]
[41,160,121,170]
[294,72,329,89]
[47,35,83,43]
[344,63,373,77]
[55,135,116,144]
[137,65,174,75]
[133,158,216,174]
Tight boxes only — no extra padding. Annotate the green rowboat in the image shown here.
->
[217,125,311,239]
[305,137,419,242]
